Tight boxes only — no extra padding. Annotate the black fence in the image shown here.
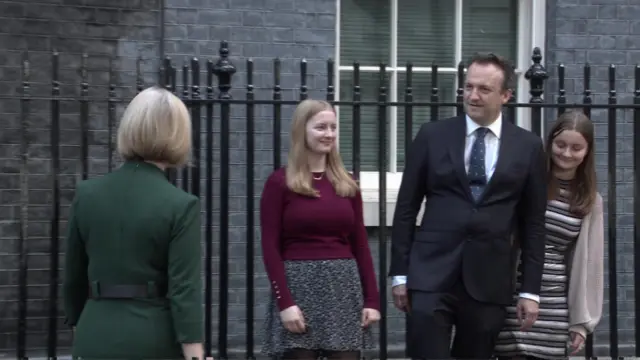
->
[3,40,640,360]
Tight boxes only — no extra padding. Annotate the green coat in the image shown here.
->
[63,160,203,359]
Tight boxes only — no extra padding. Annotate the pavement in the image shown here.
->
[0,358,628,360]
[0,347,624,360]
[0,356,622,360]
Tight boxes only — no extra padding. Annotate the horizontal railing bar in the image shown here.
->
[338,66,524,74]
[10,43,639,358]
[338,66,460,73]
[7,96,640,109]
[332,102,640,109]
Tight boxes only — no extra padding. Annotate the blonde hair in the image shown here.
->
[117,86,192,167]
[285,99,358,198]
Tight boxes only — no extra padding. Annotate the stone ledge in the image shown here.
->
[362,192,426,228]
[359,171,426,227]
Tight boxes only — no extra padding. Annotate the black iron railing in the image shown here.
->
[5,40,640,360]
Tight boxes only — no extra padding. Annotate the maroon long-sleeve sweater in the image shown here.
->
[259,168,380,312]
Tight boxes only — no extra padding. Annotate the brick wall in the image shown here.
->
[3,0,640,358]
[544,0,638,356]
[0,0,161,357]
[0,0,338,357]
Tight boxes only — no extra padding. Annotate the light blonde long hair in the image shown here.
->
[285,99,358,198]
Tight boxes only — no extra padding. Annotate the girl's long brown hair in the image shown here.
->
[545,110,597,215]
[285,99,358,197]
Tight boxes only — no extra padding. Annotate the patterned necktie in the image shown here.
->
[468,127,489,202]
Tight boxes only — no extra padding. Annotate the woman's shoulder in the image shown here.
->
[582,192,603,221]
[72,172,115,201]
[265,167,287,184]
[594,192,603,205]
[345,170,361,189]
[347,171,359,183]
[261,167,296,203]
[590,192,603,213]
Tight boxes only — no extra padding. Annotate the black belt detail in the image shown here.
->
[89,281,167,299]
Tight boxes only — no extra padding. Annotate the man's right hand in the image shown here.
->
[516,297,539,330]
[392,284,410,312]
[280,305,306,333]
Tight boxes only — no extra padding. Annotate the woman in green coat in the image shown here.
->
[63,87,206,360]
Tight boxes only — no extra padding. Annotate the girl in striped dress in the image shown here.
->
[494,110,604,360]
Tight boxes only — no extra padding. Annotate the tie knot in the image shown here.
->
[476,127,489,138]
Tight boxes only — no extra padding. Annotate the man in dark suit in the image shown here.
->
[389,53,547,359]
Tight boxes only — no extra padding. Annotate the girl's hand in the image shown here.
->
[569,331,585,355]
[362,308,381,327]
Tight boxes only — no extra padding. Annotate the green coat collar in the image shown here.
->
[121,160,167,180]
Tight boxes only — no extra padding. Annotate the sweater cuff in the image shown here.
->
[569,324,588,340]
[276,293,296,311]
[174,320,204,343]
[364,299,380,311]
[519,292,540,303]
[391,276,407,287]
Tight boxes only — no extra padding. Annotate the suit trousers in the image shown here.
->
[406,278,507,360]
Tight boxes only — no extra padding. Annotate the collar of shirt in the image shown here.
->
[465,113,502,139]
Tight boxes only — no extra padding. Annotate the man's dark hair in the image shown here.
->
[467,52,516,92]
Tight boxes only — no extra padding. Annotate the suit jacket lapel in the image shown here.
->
[448,115,473,202]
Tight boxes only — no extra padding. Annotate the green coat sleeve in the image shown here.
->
[62,187,89,326]
[169,196,204,343]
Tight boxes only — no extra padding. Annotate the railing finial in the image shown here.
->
[524,47,548,103]
[213,40,236,100]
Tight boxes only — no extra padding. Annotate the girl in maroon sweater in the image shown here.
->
[260,100,381,360]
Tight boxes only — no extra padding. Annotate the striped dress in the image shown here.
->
[494,179,583,360]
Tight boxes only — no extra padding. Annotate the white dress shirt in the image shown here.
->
[392,114,540,303]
